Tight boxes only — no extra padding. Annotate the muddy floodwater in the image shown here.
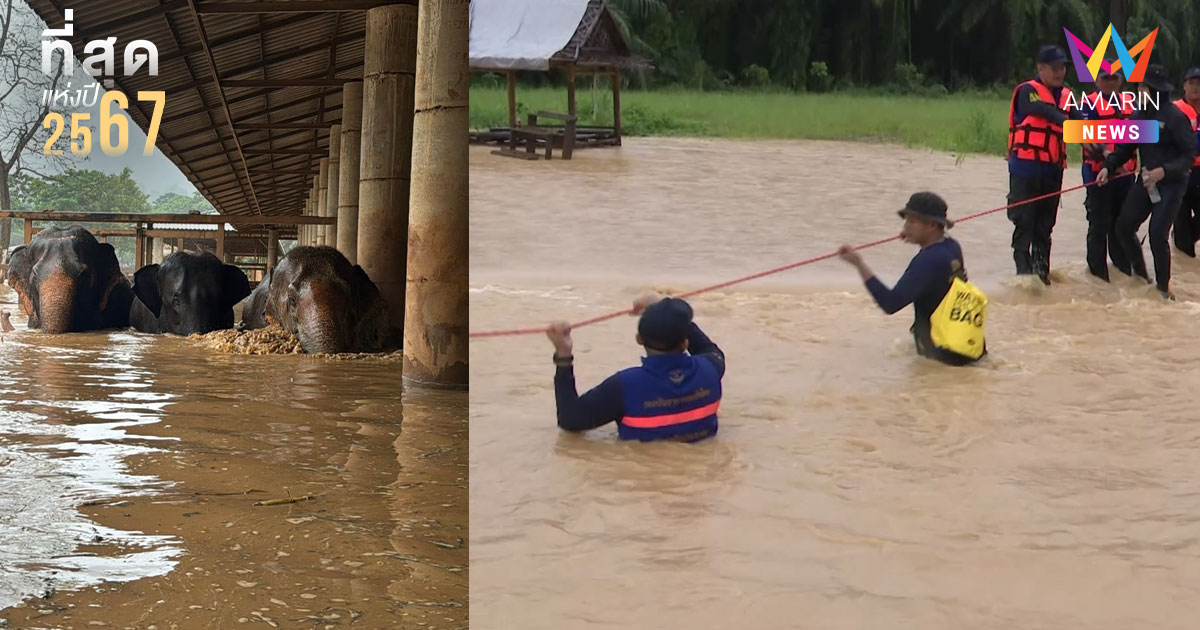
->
[470,138,1200,629]
[0,285,466,629]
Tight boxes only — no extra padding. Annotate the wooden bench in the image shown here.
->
[492,111,577,161]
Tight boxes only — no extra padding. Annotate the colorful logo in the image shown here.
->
[1063,24,1158,82]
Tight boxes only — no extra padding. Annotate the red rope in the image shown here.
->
[470,171,1136,339]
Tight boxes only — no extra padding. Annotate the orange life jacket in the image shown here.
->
[1081,91,1138,173]
[1173,98,1200,169]
[1008,79,1070,168]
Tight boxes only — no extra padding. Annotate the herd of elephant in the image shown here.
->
[4,226,393,354]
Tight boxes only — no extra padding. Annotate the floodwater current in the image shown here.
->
[470,137,1200,629]
[0,283,466,629]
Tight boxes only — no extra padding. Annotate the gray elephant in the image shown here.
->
[240,246,391,354]
[130,250,251,335]
[5,226,133,333]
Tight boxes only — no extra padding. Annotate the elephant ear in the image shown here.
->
[132,264,162,317]
[6,245,34,316]
[221,264,252,309]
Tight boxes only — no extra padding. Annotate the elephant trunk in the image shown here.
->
[296,282,351,354]
[38,268,77,334]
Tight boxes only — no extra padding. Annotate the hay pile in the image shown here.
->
[188,324,302,355]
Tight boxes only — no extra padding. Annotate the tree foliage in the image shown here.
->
[609,0,1200,92]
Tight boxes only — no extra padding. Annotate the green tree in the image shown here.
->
[12,167,150,214]
[152,191,215,214]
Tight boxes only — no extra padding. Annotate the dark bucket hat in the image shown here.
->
[897,191,954,229]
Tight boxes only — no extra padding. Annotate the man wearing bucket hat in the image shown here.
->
[838,192,985,366]
[1096,64,1198,299]
[1170,65,1200,257]
[545,294,726,442]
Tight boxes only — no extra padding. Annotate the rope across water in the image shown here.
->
[469,171,1137,339]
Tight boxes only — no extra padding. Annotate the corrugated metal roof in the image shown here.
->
[23,0,411,218]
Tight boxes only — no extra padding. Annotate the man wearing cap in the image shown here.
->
[1076,64,1135,281]
[837,192,984,366]
[1096,64,1198,299]
[545,294,726,442]
[1171,66,1200,257]
[1006,44,1086,285]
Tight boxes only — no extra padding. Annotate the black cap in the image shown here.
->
[1185,66,1200,81]
[1141,63,1173,92]
[897,191,954,228]
[1036,45,1068,65]
[1097,60,1119,78]
[638,297,693,352]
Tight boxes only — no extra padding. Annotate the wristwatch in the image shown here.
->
[553,353,574,366]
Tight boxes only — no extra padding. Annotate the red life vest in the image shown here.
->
[1081,91,1138,173]
[1173,98,1200,169]
[1008,79,1070,168]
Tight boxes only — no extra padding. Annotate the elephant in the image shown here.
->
[240,246,391,354]
[130,250,252,335]
[5,226,133,333]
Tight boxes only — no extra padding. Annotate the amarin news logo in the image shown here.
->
[1061,24,1161,144]
[1063,24,1158,82]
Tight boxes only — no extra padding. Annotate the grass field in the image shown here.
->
[470,87,1012,157]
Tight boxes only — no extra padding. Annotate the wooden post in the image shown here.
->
[337,81,363,264]
[612,69,621,145]
[134,228,144,267]
[359,3,418,344]
[506,70,516,128]
[267,229,279,273]
[177,237,184,252]
[144,222,154,266]
[326,124,341,249]
[215,223,226,261]
[403,0,467,389]
[566,65,576,118]
[23,218,32,244]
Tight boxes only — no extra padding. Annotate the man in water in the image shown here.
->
[1096,64,1198,299]
[1005,44,1085,285]
[545,293,725,442]
[837,192,984,366]
[1171,66,1200,257]
[1077,64,1135,281]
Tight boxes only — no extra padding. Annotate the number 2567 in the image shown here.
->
[43,90,165,157]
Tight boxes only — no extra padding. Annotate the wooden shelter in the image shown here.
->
[468,0,648,151]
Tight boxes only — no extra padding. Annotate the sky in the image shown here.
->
[17,1,198,200]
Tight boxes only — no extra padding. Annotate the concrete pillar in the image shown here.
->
[150,236,163,264]
[317,158,330,246]
[326,125,341,250]
[337,81,363,264]
[267,229,279,273]
[359,4,417,344]
[403,0,467,389]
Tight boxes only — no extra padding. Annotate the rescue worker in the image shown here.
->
[1006,45,1085,285]
[1077,65,1135,280]
[545,293,725,442]
[1171,66,1200,256]
[1096,64,1198,300]
[837,192,985,366]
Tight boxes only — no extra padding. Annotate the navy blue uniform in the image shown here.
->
[861,237,982,365]
[554,322,725,442]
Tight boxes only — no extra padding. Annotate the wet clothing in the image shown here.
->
[1104,96,1198,293]
[862,237,983,366]
[1171,99,1200,256]
[1006,78,1084,282]
[1081,163,1133,279]
[553,321,725,442]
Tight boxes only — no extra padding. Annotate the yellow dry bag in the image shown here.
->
[929,276,987,360]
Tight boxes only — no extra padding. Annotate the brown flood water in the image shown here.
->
[0,286,466,629]
[470,138,1200,629]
